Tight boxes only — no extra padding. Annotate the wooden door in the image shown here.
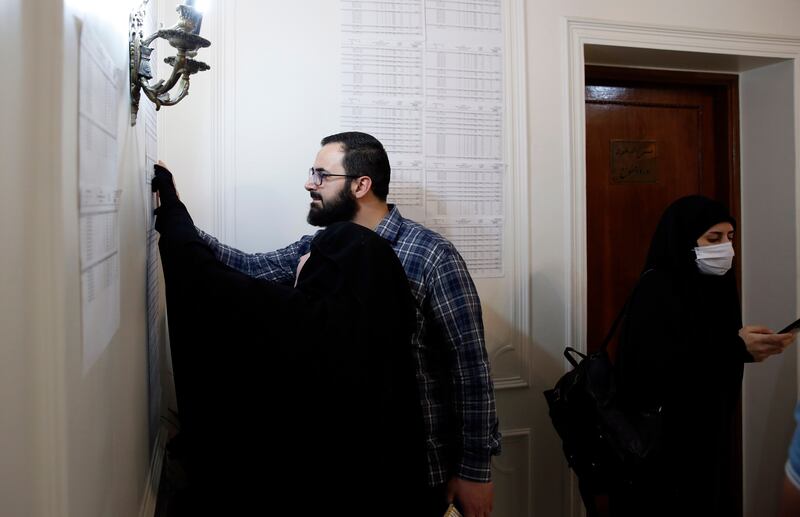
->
[584,65,742,516]
[585,66,740,356]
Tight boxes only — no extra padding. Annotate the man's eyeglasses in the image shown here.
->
[308,167,360,186]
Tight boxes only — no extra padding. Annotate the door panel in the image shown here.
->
[584,66,741,516]
[586,97,710,352]
[585,68,737,357]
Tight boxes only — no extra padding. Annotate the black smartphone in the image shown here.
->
[779,317,800,334]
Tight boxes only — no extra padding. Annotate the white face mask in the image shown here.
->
[694,242,734,276]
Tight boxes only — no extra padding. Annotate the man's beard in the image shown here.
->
[307,185,358,227]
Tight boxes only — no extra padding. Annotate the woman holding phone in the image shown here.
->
[611,195,796,516]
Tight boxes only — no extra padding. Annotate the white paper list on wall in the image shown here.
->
[139,2,163,449]
[143,96,162,446]
[78,26,123,373]
[340,0,505,277]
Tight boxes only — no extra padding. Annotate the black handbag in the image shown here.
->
[543,277,662,496]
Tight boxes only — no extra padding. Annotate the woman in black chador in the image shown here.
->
[612,195,794,516]
[152,164,427,516]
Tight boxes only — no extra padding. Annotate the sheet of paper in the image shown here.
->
[144,98,163,446]
[139,3,163,448]
[340,0,505,277]
[79,26,122,373]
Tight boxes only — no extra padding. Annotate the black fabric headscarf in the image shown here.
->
[152,165,426,515]
[643,195,742,341]
[643,194,737,274]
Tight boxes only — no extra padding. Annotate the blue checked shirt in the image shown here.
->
[197,206,501,485]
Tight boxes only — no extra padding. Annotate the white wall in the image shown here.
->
[0,0,64,513]
[741,59,798,516]
[157,0,341,248]
[1,0,166,515]
[62,4,156,513]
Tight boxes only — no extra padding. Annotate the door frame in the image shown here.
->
[583,64,743,352]
[585,60,744,516]
[564,18,800,517]
[584,64,742,225]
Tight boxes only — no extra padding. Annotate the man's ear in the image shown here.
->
[351,176,373,199]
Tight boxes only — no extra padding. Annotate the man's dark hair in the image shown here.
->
[320,132,390,201]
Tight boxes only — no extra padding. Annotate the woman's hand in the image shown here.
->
[739,325,796,361]
[152,161,181,209]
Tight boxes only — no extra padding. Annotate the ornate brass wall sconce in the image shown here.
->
[129,0,210,125]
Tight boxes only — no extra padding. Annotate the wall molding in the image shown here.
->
[209,0,238,243]
[494,0,531,391]
[492,344,528,389]
[565,16,800,360]
[564,16,800,517]
[491,428,532,516]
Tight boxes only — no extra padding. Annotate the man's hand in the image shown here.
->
[446,477,494,517]
[740,325,795,361]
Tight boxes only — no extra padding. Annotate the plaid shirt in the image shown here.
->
[198,206,501,485]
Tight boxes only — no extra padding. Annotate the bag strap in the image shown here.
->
[563,347,586,368]
[598,269,654,352]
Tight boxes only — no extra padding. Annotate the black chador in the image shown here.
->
[613,196,751,516]
[153,165,426,515]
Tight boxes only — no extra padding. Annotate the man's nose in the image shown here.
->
[304,177,317,191]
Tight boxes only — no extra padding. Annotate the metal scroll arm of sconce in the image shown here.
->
[129,0,210,125]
